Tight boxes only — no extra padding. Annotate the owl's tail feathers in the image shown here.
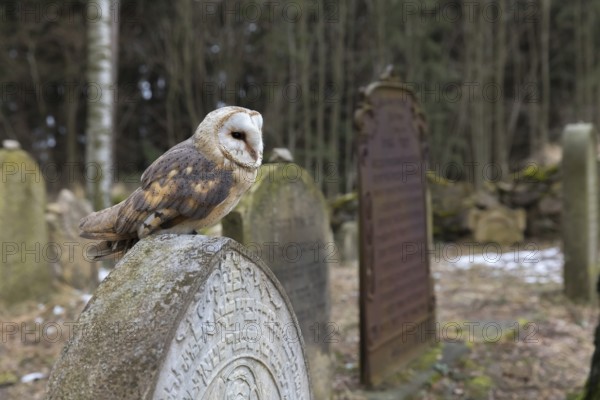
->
[79,203,138,261]
[86,238,139,261]
[80,203,127,240]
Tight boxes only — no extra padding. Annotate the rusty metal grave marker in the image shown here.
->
[355,77,436,386]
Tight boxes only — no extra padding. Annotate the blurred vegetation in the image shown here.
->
[0,0,598,196]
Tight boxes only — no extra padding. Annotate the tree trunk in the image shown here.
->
[574,0,584,120]
[494,0,508,175]
[326,1,346,198]
[583,0,595,123]
[85,0,117,210]
[287,22,298,156]
[539,0,550,161]
[316,5,326,191]
[465,0,489,189]
[299,12,312,170]
[344,0,357,193]
[179,0,199,124]
[526,19,540,155]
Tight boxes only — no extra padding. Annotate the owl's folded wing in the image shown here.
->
[115,141,234,236]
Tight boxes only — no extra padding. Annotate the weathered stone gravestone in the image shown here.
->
[0,141,53,303]
[268,147,295,163]
[222,163,333,399]
[46,188,99,290]
[47,234,312,399]
[355,77,435,385]
[337,220,358,263]
[467,206,527,245]
[562,123,598,302]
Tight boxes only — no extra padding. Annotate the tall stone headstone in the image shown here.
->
[562,123,598,302]
[355,77,435,385]
[222,163,333,399]
[0,143,52,303]
[47,234,312,399]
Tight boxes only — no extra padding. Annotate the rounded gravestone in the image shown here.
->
[46,234,312,399]
[222,163,334,400]
[0,146,52,304]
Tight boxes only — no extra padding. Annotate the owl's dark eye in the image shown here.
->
[231,131,245,140]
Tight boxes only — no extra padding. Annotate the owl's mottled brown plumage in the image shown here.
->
[80,106,263,260]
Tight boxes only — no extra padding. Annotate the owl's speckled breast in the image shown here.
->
[209,166,257,223]
[161,166,258,234]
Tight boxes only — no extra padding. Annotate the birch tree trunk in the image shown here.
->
[85,0,117,210]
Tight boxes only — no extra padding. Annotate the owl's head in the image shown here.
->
[195,106,263,170]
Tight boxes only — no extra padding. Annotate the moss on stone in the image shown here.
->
[329,192,357,211]
[0,371,18,387]
[513,163,559,182]
[410,344,442,371]
[426,170,454,186]
[381,344,442,386]
[465,374,493,398]
[566,389,586,400]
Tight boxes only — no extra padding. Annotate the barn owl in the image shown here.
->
[79,106,263,260]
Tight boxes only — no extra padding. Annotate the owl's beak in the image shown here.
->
[248,132,263,164]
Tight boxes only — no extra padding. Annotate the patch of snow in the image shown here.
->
[446,246,563,284]
[98,268,110,281]
[21,372,46,383]
[52,305,65,315]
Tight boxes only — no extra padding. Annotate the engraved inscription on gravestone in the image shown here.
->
[222,163,333,399]
[154,248,308,398]
[355,78,435,385]
[46,235,311,399]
